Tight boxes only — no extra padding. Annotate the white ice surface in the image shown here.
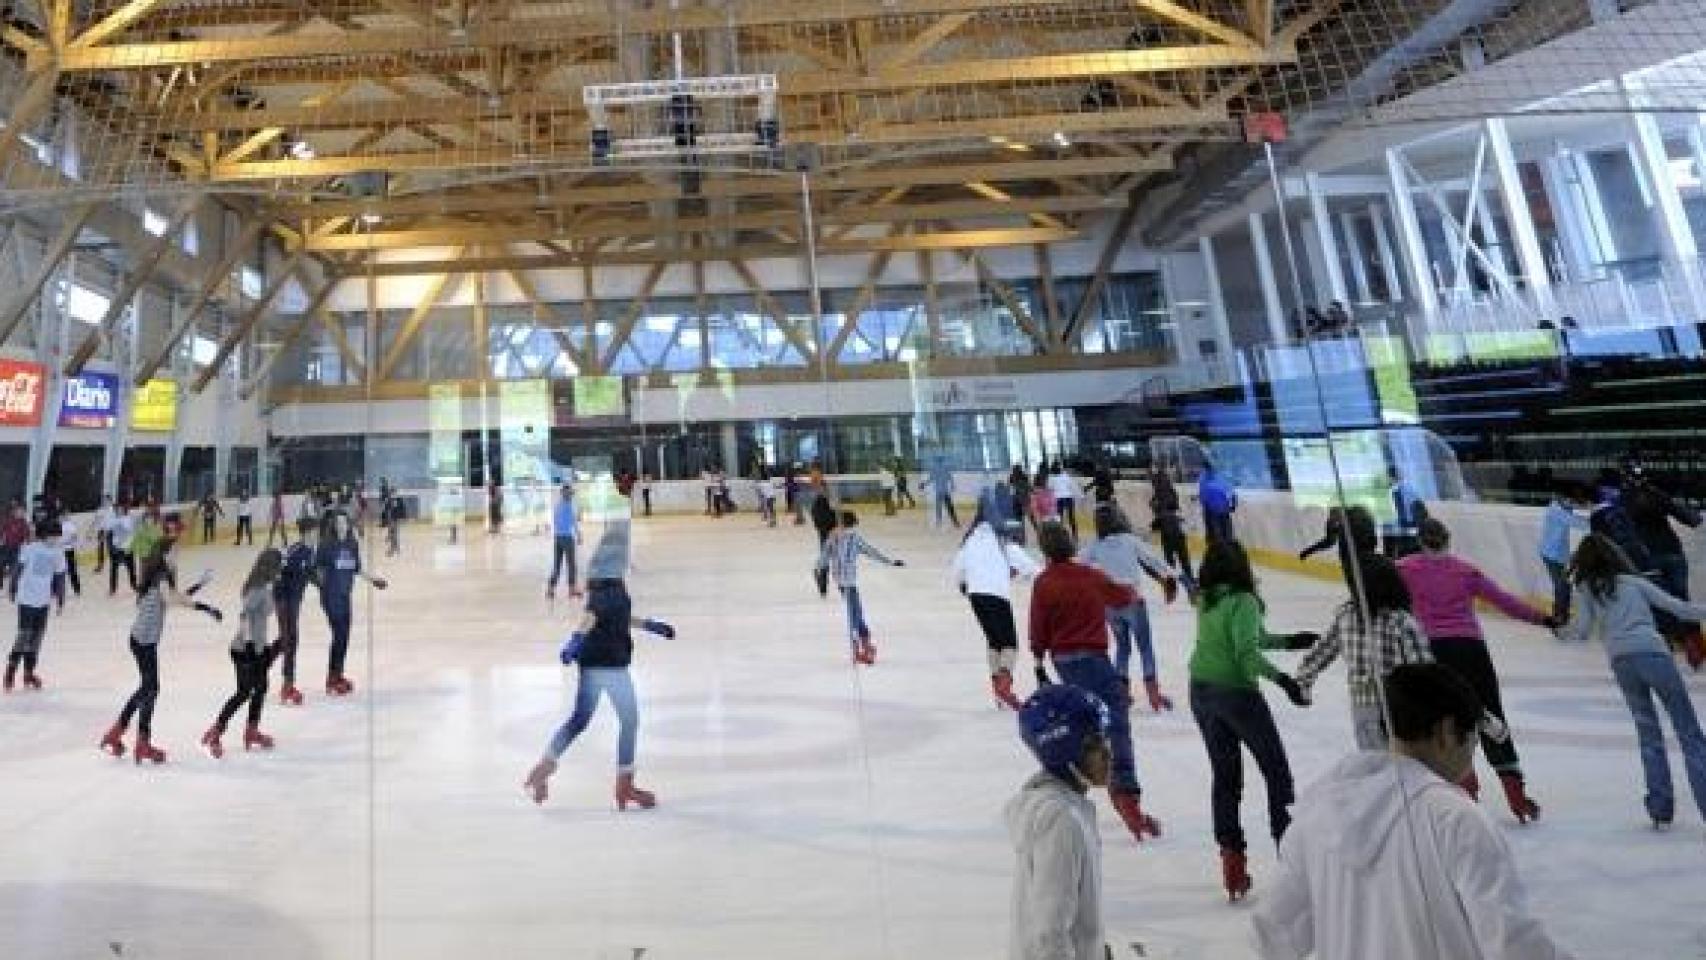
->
[0,513,1702,959]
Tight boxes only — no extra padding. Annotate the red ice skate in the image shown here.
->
[614,771,657,811]
[1143,678,1174,712]
[280,684,304,706]
[243,725,275,752]
[991,670,1023,710]
[859,639,878,665]
[200,725,225,759]
[1221,848,1252,902]
[98,724,127,758]
[133,737,168,765]
[1682,628,1705,671]
[325,674,355,697]
[1498,772,1541,824]
[1110,790,1161,842]
[22,673,41,691]
[2,671,13,693]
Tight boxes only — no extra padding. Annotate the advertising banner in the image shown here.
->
[60,372,119,428]
[0,358,46,427]
[131,379,178,432]
[499,379,551,528]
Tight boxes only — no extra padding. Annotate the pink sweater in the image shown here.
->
[1396,552,1547,640]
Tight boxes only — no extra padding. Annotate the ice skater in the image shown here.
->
[1198,463,1237,545]
[1148,471,1195,597]
[1570,533,1706,831]
[201,549,282,758]
[314,511,389,696]
[523,522,676,810]
[1079,504,1180,712]
[233,491,255,545]
[1029,520,1159,844]
[52,512,81,609]
[760,472,780,527]
[98,535,223,764]
[4,520,64,692]
[1538,481,1592,624]
[1398,518,1553,822]
[198,492,224,543]
[922,454,959,529]
[950,505,1040,709]
[107,501,137,595]
[816,511,904,666]
[265,489,291,547]
[93,494,114,573]
[546,484,581,600]
[1187,540,1314,901]
[1048,463,1081,539]
[1007,685,1112,960]
[275,518,317,706]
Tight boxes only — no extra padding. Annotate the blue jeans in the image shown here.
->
[1107,602,1156,681]
[548,535,577,590]
[1190,680,1294,851]
[840,586,870,648]
[1543,559,1572,622]
[548,666,640,769]
[1612,652,1706,823]
[1054,653,1139,794]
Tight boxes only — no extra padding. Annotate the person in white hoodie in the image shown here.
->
[1253,662,1575,960]
[1007,684,1111,960]
[950,504,1041,709]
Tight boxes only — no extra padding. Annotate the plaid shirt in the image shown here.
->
[817,530,897,588]
[1296,602,1432,707]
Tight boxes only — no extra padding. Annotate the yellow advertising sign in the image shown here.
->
[131,379,177,432]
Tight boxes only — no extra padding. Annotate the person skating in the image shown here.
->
[381,486,403,557]
[1297,504,1379,596]
[1570,534,1706,831]
[1188,540,1315,900]
[265,490,290,547]
[545,484,582,600]
[314,512,388,696]
[274,518,317,706]
[1197,463,1238,545]
[1294,554,1435,748]
[1620,463,1705,669]
[1398,518,1554,822]
[1079,503,1180,711]
[1028,520,1159,844]
[950,505,1041,709]
[816,510,904,666]
[1382,467,1428,559]
[52,512,81,610]
[922,454,960,528]
[892,458,916,509]
[1029,466,1058,527]
[524,521,676,809]
[1539,482,1592,625]
[0,500,28,598]
[1148,471,1196,598]
[233,491,254,545]
[1048,463,1081,539]
[197,492,224,544]
[107,501,137,595]
[4,520,65,692]
[97,536,223,764]
[1008,465,1033,545]
[1007,684,1113,960]
[1253,663,1577,960]
[93,494,115,573]
[201,549,283,758]
[809,485,838,598]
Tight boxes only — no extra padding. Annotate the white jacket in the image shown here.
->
[1006,772,1103,960]
[950,524,1041,601]
[1253,752,1575,960]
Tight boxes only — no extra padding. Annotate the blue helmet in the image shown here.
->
[1018,686,1109,780]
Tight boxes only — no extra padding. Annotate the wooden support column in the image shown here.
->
[193,267,335,393]
[373,248,468,381]
[506,268,587,372]
[920,248,942,359]
[67,193,204,376]
[967,252,1049,355]
[598,262,665,371]
[1033,244,1062,348]
[316,307,366,384]
[826,250,896,364]
[1061,198,1139,345]
[134,219,268,384]
[0,203,96,347]
[728,258,816,364]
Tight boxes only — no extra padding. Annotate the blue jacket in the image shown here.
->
[1199,472,1236,515]
[553,498,578,538]
[274,542,315,603]
[1538,501,1588,563]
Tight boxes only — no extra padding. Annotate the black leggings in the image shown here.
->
[7,604,48,675]
[118,640,161,737]
[275,596,302,682]
[234,517,253,545]
[1430,637,1522,775]
[1158,519,1192,580]
[109,549,136,595]
[968,594,1018,651]
[216,648,271,729]
[1190,680,1294,853]
[324,600,352,675]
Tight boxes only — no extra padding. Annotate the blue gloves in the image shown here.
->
[642,619,676,639]
[559,631,587,665]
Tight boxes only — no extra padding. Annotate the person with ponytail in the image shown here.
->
[201,549,284,758]
[950,501,1041,709]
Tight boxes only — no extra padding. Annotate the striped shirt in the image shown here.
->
[131,568,177,647]
[816,530,897,588]
[1295,602,1432,707]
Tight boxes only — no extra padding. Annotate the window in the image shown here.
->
[192,335,219,366]
[66,283,110,324]
[142,207,168,236]
[240,266,264,300]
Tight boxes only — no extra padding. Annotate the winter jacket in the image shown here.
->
[950,523,1040,601]
[1537,501,1588,564]
[1005,771,1103,960]
[1078,532,1173,605]
[1396,551,1547,640]
[1188,588,1282,690]
[1622,481,1701,558]
[1253,752,1575,960]
[1198,471,1236,515]
[1574,574,1706,661]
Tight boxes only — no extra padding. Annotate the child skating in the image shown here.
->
[1079,504,1180,711]
[816,510,904,666]
[524,522,677,809]
[201,549,283,757]
[4,520,64,692]
[950,504,1040,708]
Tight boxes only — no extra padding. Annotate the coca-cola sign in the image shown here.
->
[60,372,119,428]
[0,359,44,427]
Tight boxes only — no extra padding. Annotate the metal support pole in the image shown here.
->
[798,168,833,472]
[1339,212,1374,304]
[1485,116,1555,317]
[1304,173,1349,304]
[1384,147,1440,327]
[1196,235,1234,361]
[1248,212,1289,344]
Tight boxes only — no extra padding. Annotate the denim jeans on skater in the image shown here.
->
[1053,652,1140,794]
[1612,651,1706,823]
[1106,602,1156,681]
[548,535,578,591]
[1190,679,1294,852]
[1543,559,1572,623]
[548,666,640,768]
[840,586,870,649]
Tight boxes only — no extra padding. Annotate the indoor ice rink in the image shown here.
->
[2,0,1706,958]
